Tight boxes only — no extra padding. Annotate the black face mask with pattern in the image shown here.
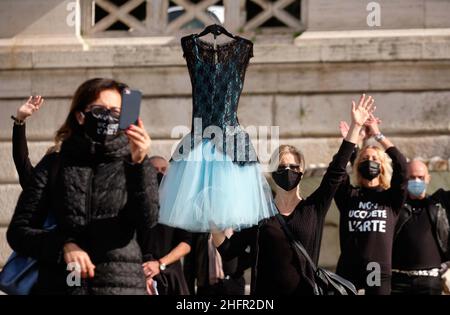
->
[358,160,381,181]
[271,169,303,191]
[83,108,120,144]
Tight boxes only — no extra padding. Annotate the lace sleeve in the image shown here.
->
[248,41,254,59]
[181,35,194,59]
[245,40,253,67]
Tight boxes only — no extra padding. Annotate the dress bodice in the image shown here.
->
[181,34,253,129]
[177,34,256,165]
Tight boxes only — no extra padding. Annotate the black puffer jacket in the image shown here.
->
[7,132,159,295]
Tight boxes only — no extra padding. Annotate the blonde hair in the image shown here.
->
[268,145,305,196]
[353,145,393,190]
[268,144,305,173]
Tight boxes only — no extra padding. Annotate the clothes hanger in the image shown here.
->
[196,24,237,40]
[195,24,238,63]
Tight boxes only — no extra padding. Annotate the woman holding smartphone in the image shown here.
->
[7,78,159,295]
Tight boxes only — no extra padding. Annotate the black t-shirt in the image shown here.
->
[392,198,442,270]
[337,187,399,273]
[334,147,408,280]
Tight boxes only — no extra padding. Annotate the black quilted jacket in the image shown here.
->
[7,131,159,295]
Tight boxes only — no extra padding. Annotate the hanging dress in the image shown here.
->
[158,34,276,232]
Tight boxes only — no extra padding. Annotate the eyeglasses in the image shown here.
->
[275,163,302,173]
[86,104,121,119]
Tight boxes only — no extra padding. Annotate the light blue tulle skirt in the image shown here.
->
[158,138,276,232]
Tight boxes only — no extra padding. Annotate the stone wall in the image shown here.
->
[3,0,450,39]
[306,0,450,31]
[1,0,450,271]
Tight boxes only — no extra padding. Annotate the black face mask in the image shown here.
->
[272,169,303,191]
[83,108,120,143]
[358,160,381,181]
[156,172,164,186]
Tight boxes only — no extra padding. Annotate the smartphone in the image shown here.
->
[153,280,159,295]
[119,89,142,130]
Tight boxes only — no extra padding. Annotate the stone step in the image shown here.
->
[3,29,450,70]
[1,135,450,183]
[3,60,450,98]
[1,91,449,140]
[307,0,450,31]
[0,185,21,226]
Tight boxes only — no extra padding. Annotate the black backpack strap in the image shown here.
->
[275,213,317,273]
[276,214,357,295]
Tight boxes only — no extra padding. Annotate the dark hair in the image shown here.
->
[54,78,128,144]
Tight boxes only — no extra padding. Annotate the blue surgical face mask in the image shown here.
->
[407,179,427,197]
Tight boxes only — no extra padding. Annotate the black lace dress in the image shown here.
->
[158,34,276,232]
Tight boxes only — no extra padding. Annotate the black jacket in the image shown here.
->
[395,189,450,261]
[7,130,159,295]
[12,124,34,189]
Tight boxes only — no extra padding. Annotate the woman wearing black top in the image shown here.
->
[7,78,159,294]
[142,156,192,295]
[334,106,408,295]
[142,224,192,295]
[212,94,376,295]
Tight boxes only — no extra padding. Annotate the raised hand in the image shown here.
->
[339,121,350,138]
[365,114,381,127]
[365,113,382,136]
[344,94,376,145]
[17,95,44,121]
[351,94,375,127]
[340,120,369,145]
